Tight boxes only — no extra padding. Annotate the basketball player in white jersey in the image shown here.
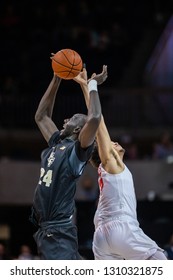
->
[74,65,167,260]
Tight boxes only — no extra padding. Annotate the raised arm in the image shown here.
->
[35,73,61,142]
[78,80,101,148]
[74,66,123,172]
[77,67,113,162]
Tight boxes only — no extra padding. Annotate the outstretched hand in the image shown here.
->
[73,67,88,86]
[74,65,108,86]
[88,65,108,85]
[50,52,55,59]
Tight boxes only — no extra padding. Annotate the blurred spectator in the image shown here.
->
[18,244,35,260]
[0,242,11,260]
[120,134,138,160]
[164,233,173,259]
[0,3,21,28]
[146,190,160,201]
[76,176,98,201]
[1,75,18,98]
[160,182,173,201]
[152,131,173,159]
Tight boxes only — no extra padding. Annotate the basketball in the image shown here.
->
[51,49,83,79]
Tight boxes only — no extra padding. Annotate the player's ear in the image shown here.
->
[73,126,81,134]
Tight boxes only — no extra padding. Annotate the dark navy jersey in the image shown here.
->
[32,131,94,225]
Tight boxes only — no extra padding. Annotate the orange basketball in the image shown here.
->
[51,49,83,79]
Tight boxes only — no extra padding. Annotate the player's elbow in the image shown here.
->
[35,112,40,123]
[35,111,43,124]
[88,113,101,127]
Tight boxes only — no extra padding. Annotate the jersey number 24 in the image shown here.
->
[39,167,53,187]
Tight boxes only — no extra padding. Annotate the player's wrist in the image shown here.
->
[88,79,97,92]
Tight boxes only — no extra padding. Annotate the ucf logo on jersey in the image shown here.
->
[47,151,55,167]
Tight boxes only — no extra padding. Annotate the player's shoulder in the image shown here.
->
[48,131,60,147]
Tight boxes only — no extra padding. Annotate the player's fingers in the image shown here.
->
[91,73,96,78]
[103,65,107,73]
[50,53,55,60]
[83,68,87,74]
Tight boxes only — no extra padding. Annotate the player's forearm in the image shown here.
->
[88,90,102,121]
[80,84,90,109]
[81,83,104,131]
[35,74,61,122]
[97,116,111,144]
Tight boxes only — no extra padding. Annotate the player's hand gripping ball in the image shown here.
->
[51,49,83,79]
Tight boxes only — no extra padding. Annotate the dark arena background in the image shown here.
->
[0,0,173,260]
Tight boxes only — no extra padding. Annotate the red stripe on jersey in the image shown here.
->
[98,166,104,190]
[99,177,104,191]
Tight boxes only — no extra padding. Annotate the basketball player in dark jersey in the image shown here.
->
[30,68,107,260]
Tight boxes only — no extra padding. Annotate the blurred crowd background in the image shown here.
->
[0,0,173,259]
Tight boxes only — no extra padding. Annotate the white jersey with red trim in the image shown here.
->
[94,164,138,228]
[93,164,165,260]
